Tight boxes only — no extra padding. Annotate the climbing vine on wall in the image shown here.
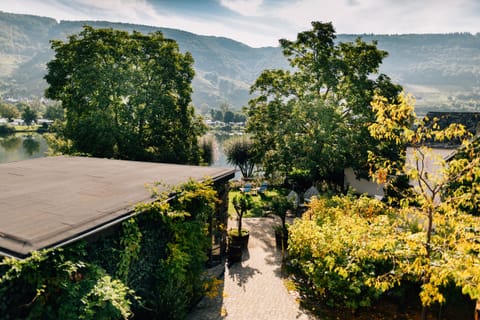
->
[0,179,220,319]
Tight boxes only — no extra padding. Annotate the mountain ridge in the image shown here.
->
[1,11,479,114]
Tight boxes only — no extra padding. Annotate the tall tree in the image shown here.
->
[247,22,402,186]
[21,106,37,125]
[369,93,479,318]
[0,103,19,121]
[45,26,205,164]
[43,103,64,121]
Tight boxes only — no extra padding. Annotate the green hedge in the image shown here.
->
[0,124,15,134]
[0,179,218,319]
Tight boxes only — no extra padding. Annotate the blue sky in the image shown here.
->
[0,0,479,47]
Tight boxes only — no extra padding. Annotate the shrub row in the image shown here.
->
[288,194,480,314]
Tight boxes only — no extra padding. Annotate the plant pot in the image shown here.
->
[227,244,243,265]
[228,229,250,249]
[275,229,288,249]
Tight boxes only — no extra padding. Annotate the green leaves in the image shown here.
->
[289,195,399,309]
[45,26,204,164]
[247,21,402,184]
[0,180,219,319]
[223,136,259,178]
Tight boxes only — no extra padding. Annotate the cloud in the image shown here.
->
[0,0,479,48]
[269,0,480,36]
[219,0,264,16]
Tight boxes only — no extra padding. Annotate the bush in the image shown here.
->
[288,195,400,310]
[0,247,134,320]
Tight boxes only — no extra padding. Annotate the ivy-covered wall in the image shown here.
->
[0,179,225,319]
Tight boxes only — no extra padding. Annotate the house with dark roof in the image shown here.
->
[345,111,480,198]
[0,156,234,259]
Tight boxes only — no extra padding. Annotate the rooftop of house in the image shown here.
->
[423,111,480,148]
[425,111,480,133]
[0,156,235,258]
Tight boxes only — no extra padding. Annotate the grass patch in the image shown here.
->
[228,187,284,218]
[13,125,41,132]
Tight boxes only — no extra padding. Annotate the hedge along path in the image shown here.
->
[187,217,314,320]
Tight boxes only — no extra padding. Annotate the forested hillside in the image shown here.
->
[1,11,479,114]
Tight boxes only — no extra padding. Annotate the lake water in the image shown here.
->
[0,132,238,170]
[0,133,49,163]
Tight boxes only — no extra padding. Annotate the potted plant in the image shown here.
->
[270,195,292,249]
[223,136,259,180]
[228,194,252,249]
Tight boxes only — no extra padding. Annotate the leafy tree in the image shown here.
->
[43,103,64,121]
[247,21,401,185]
[0,103,19,121]
[210,109,223,122]
[44,26,205,164]
[288,93,480,317]
[444,137,480,216]
[223,110,234,124]
[232,112,246,123]
[223,136,258,178]
[209,109,246,123]
[369,93,480,318]
[232,194,252,236]
[21,106,37,125]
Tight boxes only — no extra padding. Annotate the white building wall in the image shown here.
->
[344,167,384,198]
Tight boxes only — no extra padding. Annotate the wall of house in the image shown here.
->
[344,168,384,199]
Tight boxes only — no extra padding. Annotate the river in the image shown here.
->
[0,133,49,163]
[0,132,237,169]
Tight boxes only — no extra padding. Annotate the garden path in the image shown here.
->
[187,216,315,320]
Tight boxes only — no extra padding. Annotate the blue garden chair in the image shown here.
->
[240,183,252,194]
[256,182,268,195]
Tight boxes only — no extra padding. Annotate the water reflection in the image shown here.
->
[209,133,242,167]
[209,133,243,180]
[0,133,48,163]
[0,135,22,151]
[23,137,41,155]
[0,132,239,167]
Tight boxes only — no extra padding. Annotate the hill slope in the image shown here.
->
[1,11,479,114]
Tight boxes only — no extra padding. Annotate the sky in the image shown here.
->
[0,0,479,48]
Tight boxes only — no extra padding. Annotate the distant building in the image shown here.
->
[10,118,25,126]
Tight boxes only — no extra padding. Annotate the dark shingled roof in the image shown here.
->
[425,112,480,134]
[0,156,235,258]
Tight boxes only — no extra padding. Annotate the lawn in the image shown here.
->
[228,187,284,218]
[13,125,41,132]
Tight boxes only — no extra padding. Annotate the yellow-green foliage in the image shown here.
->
[289,192,480,310]
[368,92,480,308]
[289,195,400,309]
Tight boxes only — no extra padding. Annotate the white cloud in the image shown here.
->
[219,0,264,17]
[269,0,480,36]
[0,0,479,48]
